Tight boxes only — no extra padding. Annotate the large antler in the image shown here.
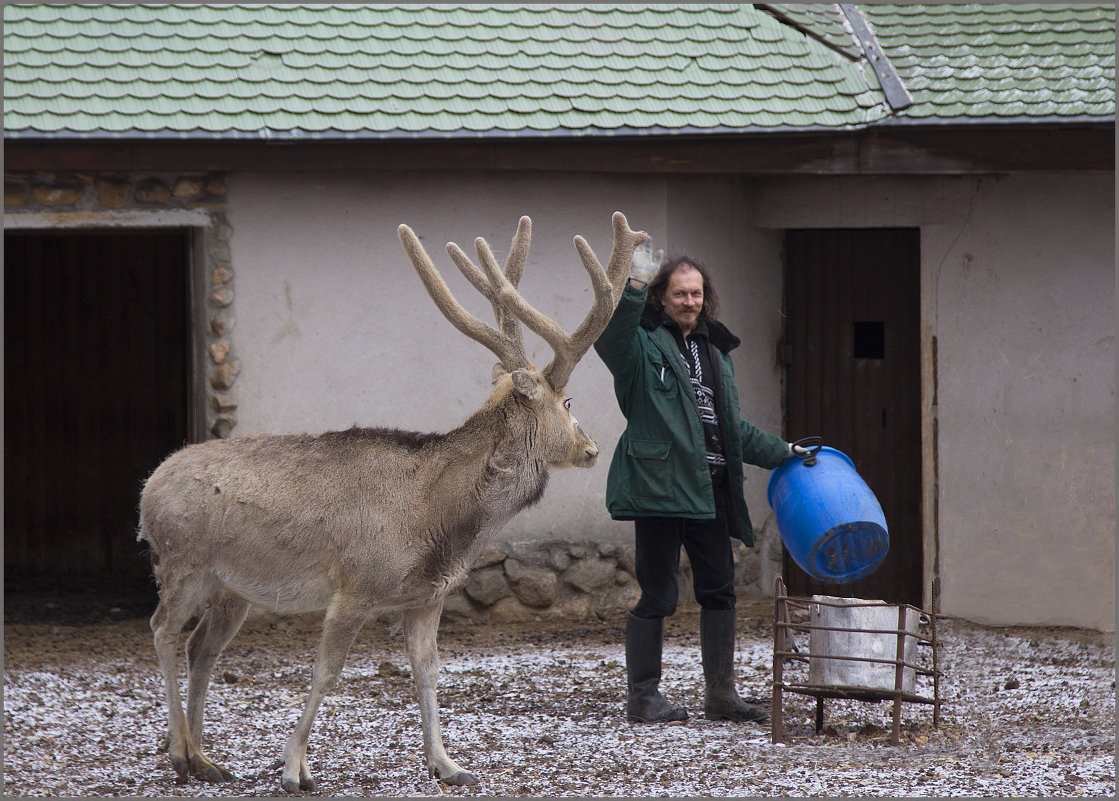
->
[398,217,532,373]
[513,211,645,388]
[398,211,646,388]
[446,217,531,372]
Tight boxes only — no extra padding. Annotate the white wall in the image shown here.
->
[227,169,1115,630]
[932,175,1115,631]
[227,171,788,548]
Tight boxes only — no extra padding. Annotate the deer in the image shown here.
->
[137,211,647,793]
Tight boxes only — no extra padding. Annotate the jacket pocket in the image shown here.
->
[626,438,675,502]
[647,354,676,393]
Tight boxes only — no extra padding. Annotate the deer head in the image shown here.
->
[398,212,647,468]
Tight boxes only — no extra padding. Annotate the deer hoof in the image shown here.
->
[438,770,478,786]
[280,773,317,794]
[201,764,236,783]
[190,755,235,783]
[281,776,301,794]
[170,756,190,784]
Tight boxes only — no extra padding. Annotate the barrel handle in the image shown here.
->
[791,436,823,466]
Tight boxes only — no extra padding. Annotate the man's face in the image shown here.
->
[661,264,704,335]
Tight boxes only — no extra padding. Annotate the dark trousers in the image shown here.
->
[631,476,737,619]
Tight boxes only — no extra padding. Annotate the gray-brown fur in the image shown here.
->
[138,212,646,793]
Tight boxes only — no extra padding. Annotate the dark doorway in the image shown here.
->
[5,229,193,591]
[782,228,922,605]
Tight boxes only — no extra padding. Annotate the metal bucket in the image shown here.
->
[808,595,919,693]
[766,437,889,584]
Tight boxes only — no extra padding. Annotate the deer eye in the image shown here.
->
[563,397,573,411]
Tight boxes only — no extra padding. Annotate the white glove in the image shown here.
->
[788,441,811,457]
[629,240,664,286]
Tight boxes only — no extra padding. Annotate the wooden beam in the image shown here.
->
[4,126,1112,175]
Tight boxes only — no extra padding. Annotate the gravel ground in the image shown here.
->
[3,586,1115,797]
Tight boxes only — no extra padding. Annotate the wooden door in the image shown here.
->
[5,230,192,581]
[782,228,922,605]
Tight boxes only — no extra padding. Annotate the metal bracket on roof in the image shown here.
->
[839,4,913,112]
[753,4,863,61]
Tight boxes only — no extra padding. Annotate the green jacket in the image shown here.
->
[593,283,789,546]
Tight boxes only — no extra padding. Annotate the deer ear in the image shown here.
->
[491,362,509,385]
[510,368,545,402]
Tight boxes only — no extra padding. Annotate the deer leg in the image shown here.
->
[183,592,250,782]
[150,594,204,784]
[279,597,368,794]
[404,602,477,786]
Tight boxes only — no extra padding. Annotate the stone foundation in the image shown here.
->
[439,536,778,623]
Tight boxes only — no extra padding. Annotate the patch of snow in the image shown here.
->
[3,612,1114,797]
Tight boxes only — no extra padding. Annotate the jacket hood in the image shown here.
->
[639,301,741,354]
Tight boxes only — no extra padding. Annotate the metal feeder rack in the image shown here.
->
[771,576,942,745]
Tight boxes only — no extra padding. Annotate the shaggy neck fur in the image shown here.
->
[447,375,551,519]
[397,377,551,594]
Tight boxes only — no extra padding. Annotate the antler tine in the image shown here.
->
[478,217,531,361]
[446,241,505,334]
[489,211,646,389]
[444,217,532,371]
[542,211,646,387]
[398,223,522,371]
[602,210,648,304]
[499,216,531,343]
[446,242,496,303]
[501,216,530,287]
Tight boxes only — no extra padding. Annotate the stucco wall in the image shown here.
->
[932,175,1115,631]
[226,170,1115,630]
[227,171,788,559]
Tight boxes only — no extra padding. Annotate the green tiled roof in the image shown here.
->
[772,3,1115,124]
[864,3,1115,122]
[3,3,1114,140]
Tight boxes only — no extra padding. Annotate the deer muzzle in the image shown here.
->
[574,426,599,467]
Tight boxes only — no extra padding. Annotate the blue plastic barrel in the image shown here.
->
[766,441,889,584]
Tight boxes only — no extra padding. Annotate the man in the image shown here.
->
[593,246,801,724]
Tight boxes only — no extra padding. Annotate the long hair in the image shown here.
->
[645,255,721,322]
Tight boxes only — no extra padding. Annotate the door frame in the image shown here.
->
[5,209,212,443]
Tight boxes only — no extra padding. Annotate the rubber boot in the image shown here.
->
[701,608,769,722]
[625,613,688,723]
